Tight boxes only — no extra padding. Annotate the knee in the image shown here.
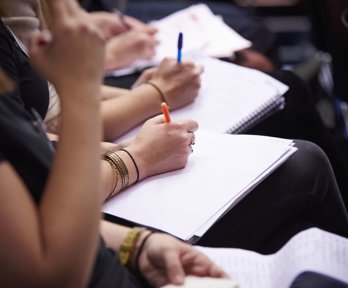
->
[292,140,333,179]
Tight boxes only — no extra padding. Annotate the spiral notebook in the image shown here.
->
[115,54,288,142]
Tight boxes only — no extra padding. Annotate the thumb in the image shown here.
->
[144,25,158,35]
[163,250,185,285]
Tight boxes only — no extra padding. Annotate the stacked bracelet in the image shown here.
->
[120,148,140,183]
[103,157,119,201]
[103,151,129,191]
[145,81,167,103]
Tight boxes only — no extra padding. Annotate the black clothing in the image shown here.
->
[0,17,142,288]
[0,91,142,288]
[290,271,348,288]
[0,19,49,119]
[248,71,348,208]
[79,0,118,12]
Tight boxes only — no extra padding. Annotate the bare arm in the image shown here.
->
[102,58,203,141]
[0,0,105,286]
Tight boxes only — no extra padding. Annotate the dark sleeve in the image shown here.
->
[0,21,24,105]
[0,150,5,162]
[88,238,144,288]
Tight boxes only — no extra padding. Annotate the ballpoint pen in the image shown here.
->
[177,32,183,63]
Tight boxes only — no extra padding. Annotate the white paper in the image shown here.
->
[115,54,288,143]
[103,130,296,240]
[161,276,239,288]
[197,228,348,288]
[107,4,251,77]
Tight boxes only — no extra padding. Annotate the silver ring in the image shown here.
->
[189,145,193,153]
[188,131,195,145]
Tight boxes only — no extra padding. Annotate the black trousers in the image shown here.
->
[248,71,348,209]
[197,140,348,254]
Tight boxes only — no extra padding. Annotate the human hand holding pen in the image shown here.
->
[124,115,198,180]
[143,58,204,109]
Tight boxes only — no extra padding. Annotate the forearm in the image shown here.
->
[101,85,129,100]
[101,84,162,141]
[40,89,102,281]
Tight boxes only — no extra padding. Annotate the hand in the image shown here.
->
[137,233,228,287]
[234,48,274,72]
[125,115,198,180]
[88,11,129,39]
[29,0,105,96]
[148,58,204,109]
[131,67,157,89]
[104,25,159,71]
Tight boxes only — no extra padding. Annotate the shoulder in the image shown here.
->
[0,0,38,17]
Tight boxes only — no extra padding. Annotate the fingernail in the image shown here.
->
[174,275,185,284]
[39,30,52,45]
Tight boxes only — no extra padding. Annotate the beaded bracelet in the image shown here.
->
[145,81,167,103]
[119,227,146,267]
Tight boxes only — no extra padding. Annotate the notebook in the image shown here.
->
[197,228,348,288]
[161,276,239,288]
[115,54,288,142]
[103,130,297,241]
[107,3,251,77]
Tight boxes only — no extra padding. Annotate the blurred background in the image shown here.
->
[88,0,348,159]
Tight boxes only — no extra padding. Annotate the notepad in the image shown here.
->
[161,276,239,288]
[197,228,348,288]
[115,54,288,143]
[106,3,251,77]
[103,130,296,241]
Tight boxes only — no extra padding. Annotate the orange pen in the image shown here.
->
[161,102,171,123]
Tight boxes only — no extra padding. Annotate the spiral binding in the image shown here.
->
[226,96,285,134]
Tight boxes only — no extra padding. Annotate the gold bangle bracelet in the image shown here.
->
[103,151,129,191]
[102,157,119,201]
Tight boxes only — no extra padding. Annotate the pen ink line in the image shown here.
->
[177,32,183,63]
[161,102,171,124]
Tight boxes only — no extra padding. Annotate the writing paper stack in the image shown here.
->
[108,3,251,77]
[103,130,297,241]
[197,228,348,288]
[151,3,251,60]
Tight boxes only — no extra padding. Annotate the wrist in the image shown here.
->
[131,230,156,273]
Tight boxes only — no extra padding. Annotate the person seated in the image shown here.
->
[1,0,348,208]
[1,1,348,287]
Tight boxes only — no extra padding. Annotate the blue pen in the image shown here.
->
[177,32,183,63]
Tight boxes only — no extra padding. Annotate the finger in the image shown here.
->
[46,0,75,22]
[162,250,186,285]
[29,30,52,60]
[144,25,159,35]
[179,119,199,133]
[193,64,204,75]
[147,114,168,124]
[209,264,230,278]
